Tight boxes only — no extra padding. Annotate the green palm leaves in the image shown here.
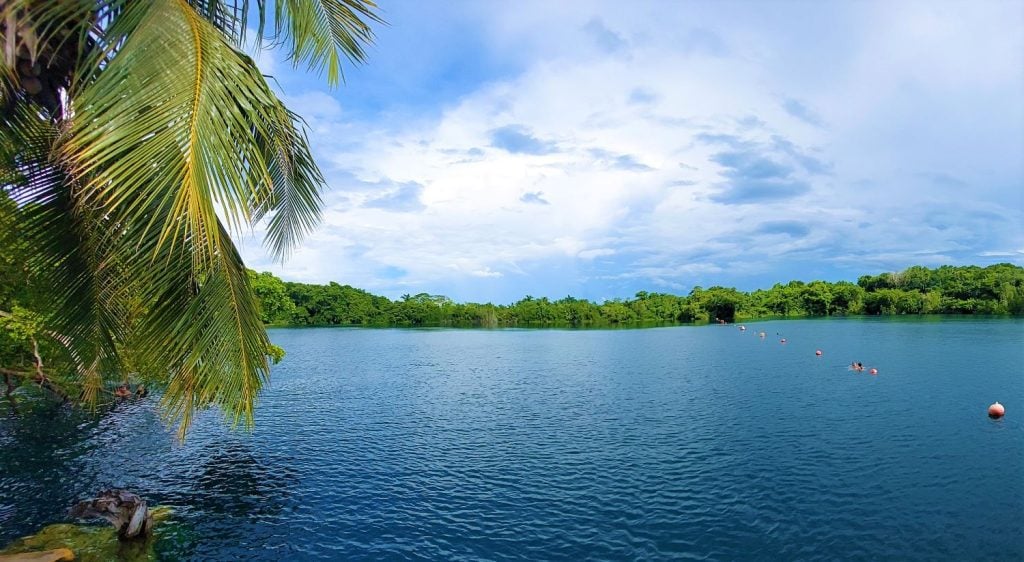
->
[0,0,380,436]
[274,0,379,84]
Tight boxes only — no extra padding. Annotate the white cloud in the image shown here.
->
[240,1,1024,301]
[470,267,503,278]
[578,248,616,260]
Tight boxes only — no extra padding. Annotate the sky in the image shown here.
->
[236,0,1024,304]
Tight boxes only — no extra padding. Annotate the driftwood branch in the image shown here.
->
[0,367,71,402]
[0,309,90,382]
[69,490,153,540]
[31,337,43,376]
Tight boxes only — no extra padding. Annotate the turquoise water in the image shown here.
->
[1,317,1022,560]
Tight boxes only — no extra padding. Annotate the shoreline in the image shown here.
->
[264,313,1024,331]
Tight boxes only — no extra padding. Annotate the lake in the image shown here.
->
[1,317,1022,560]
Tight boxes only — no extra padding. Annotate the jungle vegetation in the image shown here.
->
[248,264,1024,328]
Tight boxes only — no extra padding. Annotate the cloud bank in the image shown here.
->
[240,0,1024,303]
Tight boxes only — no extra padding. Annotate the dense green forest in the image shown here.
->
[249,264,1024,328]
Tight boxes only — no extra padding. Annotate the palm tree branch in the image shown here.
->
[3,0,380,436]
[273,0,382,85]
[1,103,123,398]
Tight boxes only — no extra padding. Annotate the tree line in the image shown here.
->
[248,263,1024,329]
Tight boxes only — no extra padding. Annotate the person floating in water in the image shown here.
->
[135,384,147,398]
[114,384,131,398]
[850,362,864,372]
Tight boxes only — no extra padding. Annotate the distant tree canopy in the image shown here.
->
[249,264,1024,328]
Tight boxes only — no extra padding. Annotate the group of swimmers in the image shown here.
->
[114,384,147,399]
[738,323,873,373]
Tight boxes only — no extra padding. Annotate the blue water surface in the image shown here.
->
[1,317,1022,560]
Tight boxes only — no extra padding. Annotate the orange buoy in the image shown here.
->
[869,368,878,375]
[988,402,1006,419]
[815,350,822,356]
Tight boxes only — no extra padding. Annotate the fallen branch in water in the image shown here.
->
[69,490,152,540]
[0,367,71,403]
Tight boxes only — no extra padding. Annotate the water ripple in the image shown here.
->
[1,320,1022,560]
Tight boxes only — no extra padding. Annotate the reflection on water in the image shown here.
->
[2,318,1023,560]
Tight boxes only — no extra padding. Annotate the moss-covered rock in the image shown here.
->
[0,507,172,562]
[0,549,74,562]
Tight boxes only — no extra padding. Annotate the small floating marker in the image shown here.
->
[815,350,823,356]
[988,402,1006,419]
[869,368,878,375]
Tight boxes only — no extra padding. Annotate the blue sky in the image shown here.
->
[237,0,1024,304]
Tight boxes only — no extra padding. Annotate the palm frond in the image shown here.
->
[70,0,271,261]
[273,0,382,84]
[61,0,310,431]
[3,0,381,435]
[135,219,270,435]
[186,0,249,45]
[173,1,384,85]
[0,102,122,397]
[255,102,324,260]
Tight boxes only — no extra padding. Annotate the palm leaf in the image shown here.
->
[0,101,122,400]
[135,219,269,435]
[62,0,316,431]
[186,0,248,45]
[273,0,382,84]
[3,0,381,435]
[256,102,324,260]
[165,1,383,85]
